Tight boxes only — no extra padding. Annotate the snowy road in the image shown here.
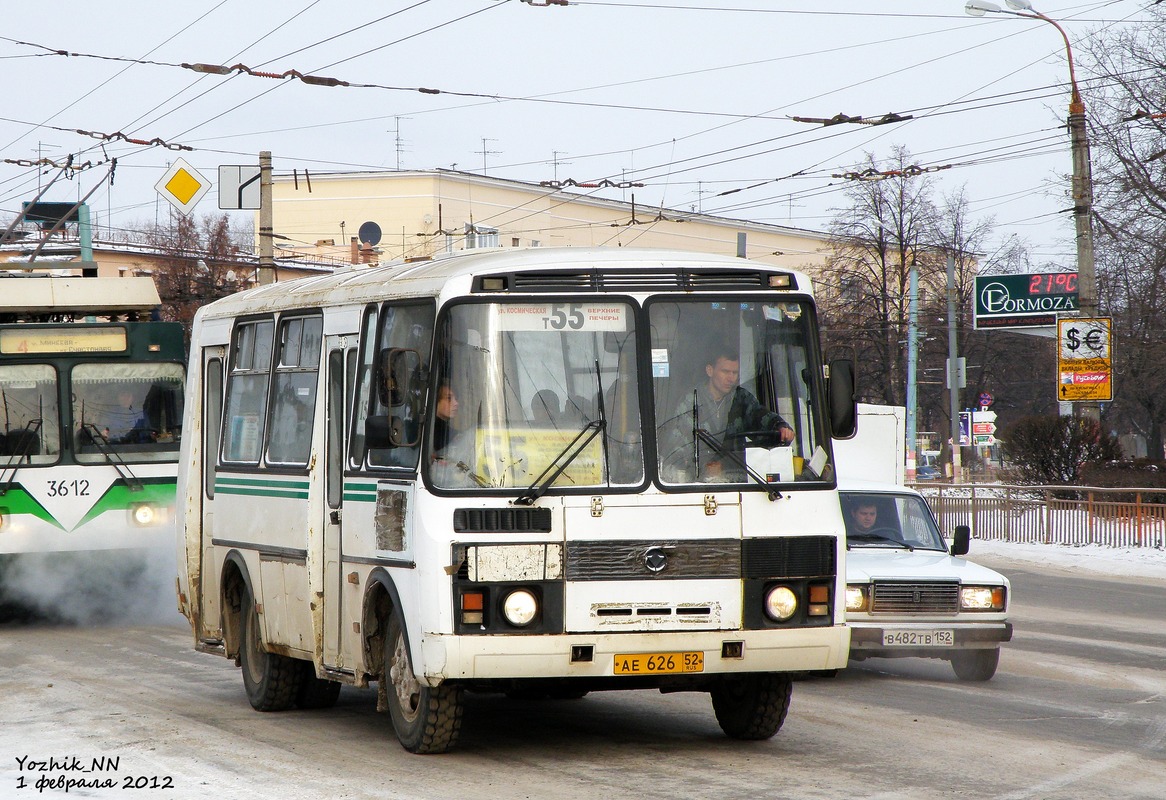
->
[1,553,1163,800]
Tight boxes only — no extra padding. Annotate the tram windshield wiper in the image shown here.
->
[0,419,42,496]
[77,423,143,491]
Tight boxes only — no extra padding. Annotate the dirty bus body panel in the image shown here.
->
[176,247,856,753]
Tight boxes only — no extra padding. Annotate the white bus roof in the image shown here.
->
[195,247,816,322]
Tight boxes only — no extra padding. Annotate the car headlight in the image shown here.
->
[502,589,538,627]
[764,586,798,621]
[845,584,870,613]
[960,585,1006,611]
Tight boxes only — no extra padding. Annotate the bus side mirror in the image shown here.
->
[827,358,857,438]
[951,525,971,556]
[378,348,423,407]
[365,414,417,449]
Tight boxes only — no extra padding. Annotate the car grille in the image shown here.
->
[871,581,960,613]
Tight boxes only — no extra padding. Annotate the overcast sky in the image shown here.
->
[0,0,1155,270]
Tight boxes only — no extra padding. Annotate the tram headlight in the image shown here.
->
[502,589,538,627]
[131,504,157,526]
[764,585,798,622]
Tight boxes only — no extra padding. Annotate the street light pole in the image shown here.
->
[964,0,1099,420]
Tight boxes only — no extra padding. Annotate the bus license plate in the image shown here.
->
[882,629,954,647]
[613,651,704,675]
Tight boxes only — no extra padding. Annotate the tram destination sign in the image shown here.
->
[974,273,1078,330]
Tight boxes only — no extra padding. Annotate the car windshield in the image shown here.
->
[429,300,642,490]
[649,298,830,487]
[841,491,948,551]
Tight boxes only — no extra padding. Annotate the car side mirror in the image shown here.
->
[951,524,971,556]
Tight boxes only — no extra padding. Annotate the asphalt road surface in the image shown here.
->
[1,558,1162,800]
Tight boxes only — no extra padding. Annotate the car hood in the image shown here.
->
[846,548,1009,586]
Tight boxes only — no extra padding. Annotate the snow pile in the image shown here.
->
[971,537,1166,581]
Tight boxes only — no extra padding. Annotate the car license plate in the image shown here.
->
[612,651,704,675]
[882,629,954,647]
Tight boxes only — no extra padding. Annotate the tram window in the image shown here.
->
[73,362,184,463]
[0,363,60,463]
[266,315,323,467]
[222,319,274,465]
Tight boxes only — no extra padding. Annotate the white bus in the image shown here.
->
[176,247,857,753]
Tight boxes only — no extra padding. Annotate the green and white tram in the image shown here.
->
[0,277,184,618]
[177,247,857,753]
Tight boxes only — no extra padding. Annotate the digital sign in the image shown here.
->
[974,272,1079,329]
[0,327,127,355]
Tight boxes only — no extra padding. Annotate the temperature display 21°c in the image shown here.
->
[1028,273,1077,295]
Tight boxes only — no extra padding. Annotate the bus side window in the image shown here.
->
[205,356,223,498]
[265,314,323,466]
[222,319,274,465]
[366,302,434,471]
[348,306,378,469]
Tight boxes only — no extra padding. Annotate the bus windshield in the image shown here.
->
[73,362,184,463]
[650,298,828,486]
[430,300,642,490]
[0,364,60,463]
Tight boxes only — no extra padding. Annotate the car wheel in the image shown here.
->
[950,648,1000,681]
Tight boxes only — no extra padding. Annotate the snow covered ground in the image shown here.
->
[971,537,1166,582]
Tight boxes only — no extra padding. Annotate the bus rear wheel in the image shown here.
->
[384,610,463,754]
[710,673,792,740]
[239,587,302,711]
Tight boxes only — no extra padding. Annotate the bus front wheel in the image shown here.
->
[239,586,302,711]
[384,610,463,754]
[710,673,792,740]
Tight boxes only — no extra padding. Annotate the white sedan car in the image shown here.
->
[841,482,1012,681]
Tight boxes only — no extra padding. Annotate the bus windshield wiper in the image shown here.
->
[693,427,782,501]
[513,417,606,506]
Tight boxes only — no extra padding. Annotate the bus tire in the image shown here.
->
[384,610,463,754]
[296,665,343,709]
[710,673,792,740]
[950,648,999,681]
[239,587,302,711]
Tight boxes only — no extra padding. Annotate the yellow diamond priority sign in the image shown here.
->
[154,158,211,217]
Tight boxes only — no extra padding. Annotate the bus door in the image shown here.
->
[323,346,347,668]
[199,345,226,639]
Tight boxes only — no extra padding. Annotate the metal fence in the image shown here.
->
[911,483,1166,549]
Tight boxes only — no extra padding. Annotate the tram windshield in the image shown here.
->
[0,364,60,464]
[73,363,184,463]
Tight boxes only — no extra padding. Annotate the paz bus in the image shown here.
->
[0,276,184,619]
[175,247,857,753]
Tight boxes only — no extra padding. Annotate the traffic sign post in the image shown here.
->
[1057,317,1112,402]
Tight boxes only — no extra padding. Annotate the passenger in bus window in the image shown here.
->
[530,389,561,427]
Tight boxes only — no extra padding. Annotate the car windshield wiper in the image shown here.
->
[847,532,913,550]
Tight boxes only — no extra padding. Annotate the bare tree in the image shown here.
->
[1078,7,1166,457]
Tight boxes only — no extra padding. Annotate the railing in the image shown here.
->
[911,483,1166,549]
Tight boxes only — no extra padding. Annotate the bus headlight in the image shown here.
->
[502,589,538,627]
[131,504,157,526]
[764,586,798,621]
[960,585,1005,611]
[845,584,870,612]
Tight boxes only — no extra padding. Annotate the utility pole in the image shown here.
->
[906,260,919,481]
[946,252,963,482]
[258,150,275,286]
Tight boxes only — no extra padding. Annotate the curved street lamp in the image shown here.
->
[964,0,1099,416]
